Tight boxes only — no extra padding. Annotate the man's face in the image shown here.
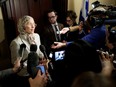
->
[48,11,57,24]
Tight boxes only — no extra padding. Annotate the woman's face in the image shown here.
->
[24,18,36,34]
[66,17,73,26]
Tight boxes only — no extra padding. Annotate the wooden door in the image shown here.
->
[1,0,52,45]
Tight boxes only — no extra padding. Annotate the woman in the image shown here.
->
[10,15,44,87]
[64,10,86,41]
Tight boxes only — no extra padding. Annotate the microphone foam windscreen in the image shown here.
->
[20,43,26,48]
[39,45,46,52]
[30,44,37,52]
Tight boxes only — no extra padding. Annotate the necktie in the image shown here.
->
[54,25,61,41]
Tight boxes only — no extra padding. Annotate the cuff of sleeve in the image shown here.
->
[66,41,73,46]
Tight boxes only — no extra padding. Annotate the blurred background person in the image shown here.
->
[71,71,115,87]
[53,40,102,87]
[41,9,64,57]
[64,10,86,41]
[55,39,115,87]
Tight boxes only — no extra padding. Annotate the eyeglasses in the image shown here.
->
[66,20,72,22]
[48,16,56,19]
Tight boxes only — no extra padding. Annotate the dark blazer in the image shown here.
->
[41,23,64,56]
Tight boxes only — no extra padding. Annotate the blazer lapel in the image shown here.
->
[18,35,30,52]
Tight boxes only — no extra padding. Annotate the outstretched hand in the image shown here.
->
[51,42,66,49]
[60,27,70,34]
[99,51,114,77]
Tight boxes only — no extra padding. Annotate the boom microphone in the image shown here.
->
[27,44,39,78]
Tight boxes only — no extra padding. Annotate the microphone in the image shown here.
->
[27,44,39,78]
[20,43,37,65]
[30,44,37,52]
[40,45,54,70]
[40,45,48,59]
[19,43,26,58]
[19,43,27,68]
[39,45,53,82]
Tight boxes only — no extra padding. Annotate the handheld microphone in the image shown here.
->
[40,45,54,70]
[27,44,39,78]
[40,45,48,59]
[39,45,53,82]
[20,44,37,65]
[19,43,26,58]
[18,43,27,69]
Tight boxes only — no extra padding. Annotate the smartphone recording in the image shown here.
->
[36,65,46,74]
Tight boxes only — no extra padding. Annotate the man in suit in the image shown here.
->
[41,9,64,56]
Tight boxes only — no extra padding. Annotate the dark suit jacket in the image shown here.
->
[41,23,64,56]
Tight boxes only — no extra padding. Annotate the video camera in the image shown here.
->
[89,5,116,26]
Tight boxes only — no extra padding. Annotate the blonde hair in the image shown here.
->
[17,15,34,34]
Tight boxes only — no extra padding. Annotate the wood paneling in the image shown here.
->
[52,0,68,24]
[1,0,53,44]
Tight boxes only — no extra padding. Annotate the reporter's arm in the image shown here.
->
[69,21,83,32]
[0,58,21,80]
[69,26,81,32]
[0,68,15,80]
[60,25,82,34]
